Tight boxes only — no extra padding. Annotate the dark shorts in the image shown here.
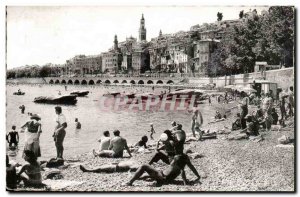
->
[55,129,66,145]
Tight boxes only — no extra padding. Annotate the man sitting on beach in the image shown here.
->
[125,153,201,186]
[93,131,111,156]
[231,113,242,131]
[93,130,132,158]
[173,124,186,154]
[149,132,175,165]
[214,111,222,120]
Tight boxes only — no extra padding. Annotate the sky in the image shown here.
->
[6,6,269,69]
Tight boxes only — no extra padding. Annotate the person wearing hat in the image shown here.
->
[21,114,42,159]
[54,106,67,159]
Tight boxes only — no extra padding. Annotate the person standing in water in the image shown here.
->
[53,106,67,159]
[19,105,25,114]
[21,114,42,158]
[75,118,81,129]
[7,125,19,148]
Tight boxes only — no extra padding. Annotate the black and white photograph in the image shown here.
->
[4,4,295,192]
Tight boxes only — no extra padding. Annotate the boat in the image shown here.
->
[13,92,25,95]
[34,95,77,105]
[70,90,89,97]
[103,92,121,97]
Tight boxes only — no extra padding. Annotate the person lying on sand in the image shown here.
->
[80,160,140,173]
[93,130,132,158]
[124,153,201,186]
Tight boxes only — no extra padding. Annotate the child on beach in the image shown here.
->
[148,123,156,140]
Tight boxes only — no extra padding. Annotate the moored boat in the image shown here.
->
[70,90,89,97]
[13,92,25,95]
[34,95,77,105]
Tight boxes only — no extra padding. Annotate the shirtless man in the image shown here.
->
[125,153,201,186]
[191,107,203,138]
[93,130,132,158]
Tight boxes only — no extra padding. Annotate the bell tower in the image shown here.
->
[139,14,146,41]
[114,35,118,50]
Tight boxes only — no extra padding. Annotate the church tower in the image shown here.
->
[159,29,162,37]
[139,14,146,41]
[114,35,118,50]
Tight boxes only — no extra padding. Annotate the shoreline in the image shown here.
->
[11,114,295,192]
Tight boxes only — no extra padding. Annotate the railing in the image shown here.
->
[58,73,207,78]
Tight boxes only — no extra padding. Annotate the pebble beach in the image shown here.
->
[14,114,295,192]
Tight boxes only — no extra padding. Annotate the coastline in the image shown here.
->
[12,114,295,192]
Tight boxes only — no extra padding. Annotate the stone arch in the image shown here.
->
[156,80,163,84]
[67,80,73,84]
[138,80,144,84]
[88,80,95,85]
[104,80,111,84]
[74,80,80,85]
[121,80,127,84]
[166,80,174,84]
[113,80,119,84]
[55,79,60,84]
[147,80,154,84]
[49,79,54,84]
[61,80,66,84]
[81,80,87,85]
[96,80,102,84]
[130,80,136,84]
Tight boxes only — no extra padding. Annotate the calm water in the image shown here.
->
[6,84,218,162]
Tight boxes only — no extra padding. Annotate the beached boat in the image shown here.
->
[70,90,89,97]
[13,92,25,95]
[166,89,204,100]
[103,92,121,97]
[34,95,77,105]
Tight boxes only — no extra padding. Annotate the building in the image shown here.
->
[132,50,143,74]
[192,40,219,75]
[101,35,122,74]
[65,54,102,76]
[139,14,147,41]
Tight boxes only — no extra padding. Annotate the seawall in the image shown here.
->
[6,68,294,89]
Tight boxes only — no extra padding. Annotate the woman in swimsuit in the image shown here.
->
[17,150,42,187]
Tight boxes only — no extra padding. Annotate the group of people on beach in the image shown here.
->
[6,105,70,189]
[6,84,295,189]
[81,120,201,186]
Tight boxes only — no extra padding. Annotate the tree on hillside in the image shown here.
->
[239,10,244,19]
[259,6,294,67]
[39,66,51,77]
[217,12,223,21]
